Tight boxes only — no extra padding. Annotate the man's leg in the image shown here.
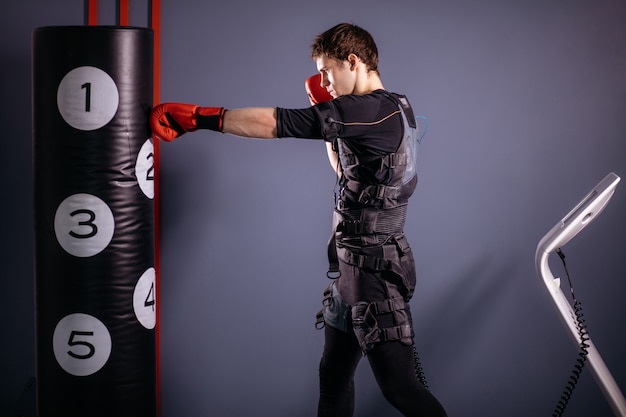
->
[367,341,447,417]
[317,324,362,417]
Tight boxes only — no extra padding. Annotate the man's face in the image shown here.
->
[315,54,356,98]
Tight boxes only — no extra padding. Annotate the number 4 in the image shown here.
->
[145,282,155,311]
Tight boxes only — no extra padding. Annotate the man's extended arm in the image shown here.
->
[150,103,278,141]
[222,107,277,139]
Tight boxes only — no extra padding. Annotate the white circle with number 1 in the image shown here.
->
[57,66,119,131]
[54,193,115,258]
[135,138,155,199]
[133,267,156,329]
[53,313,112,376]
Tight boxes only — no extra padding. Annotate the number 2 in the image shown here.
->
[146,152,154,181]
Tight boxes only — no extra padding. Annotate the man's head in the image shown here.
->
[311,23,382,98]
[311,23,379,74]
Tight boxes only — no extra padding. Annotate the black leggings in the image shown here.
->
[317,324,447,417]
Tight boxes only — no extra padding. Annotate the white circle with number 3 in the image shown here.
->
[54,193,115,258]
[53,313,112,376]
[133,267,156,329]
[135,138,155,199]
[57,66,119,131]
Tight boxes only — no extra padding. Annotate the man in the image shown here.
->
[151,22,447,417]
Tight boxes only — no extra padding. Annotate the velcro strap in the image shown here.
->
[369,297,406,315]
[196,107,226,132]
[343,250,391,271]
[379,324,413,342]
[358,184,400,205]
[342,180,400,205]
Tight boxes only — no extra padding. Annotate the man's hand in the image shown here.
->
[150,103,225,141]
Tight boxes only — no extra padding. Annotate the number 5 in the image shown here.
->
[67,330,96,360]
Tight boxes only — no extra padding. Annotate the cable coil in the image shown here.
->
[552,249,591,417]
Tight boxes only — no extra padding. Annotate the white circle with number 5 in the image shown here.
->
[57,66,119,131]
[53,313,112,376]
[133,267,156,329]
[135,138,155,199]
[54,193,115,257]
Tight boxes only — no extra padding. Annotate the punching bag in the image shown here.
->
[32,26,156,417]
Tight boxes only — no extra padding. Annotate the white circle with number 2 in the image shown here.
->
[57,66,119,131]
[53,313,112,376]
[135,138,155,199]
[54,193,115,258]
[133,267,156,329]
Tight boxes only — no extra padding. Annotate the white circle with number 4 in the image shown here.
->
[57,66,119,131]
[135,138,155,199]
[133,267,156,329]
[53,313,112,376]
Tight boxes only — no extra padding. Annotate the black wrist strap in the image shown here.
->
[196,107,226,132]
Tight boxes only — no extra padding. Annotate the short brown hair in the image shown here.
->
[311,23,379,74]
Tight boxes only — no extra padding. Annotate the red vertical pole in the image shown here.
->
[150,1,162,416]
[86,0,98,25]
[117,0,129,26]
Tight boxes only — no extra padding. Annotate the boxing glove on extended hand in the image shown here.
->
[150,103,226,141]
[305,74,333,105]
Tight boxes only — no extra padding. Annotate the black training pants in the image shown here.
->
[317,324,447,417]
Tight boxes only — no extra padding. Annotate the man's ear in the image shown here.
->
[347,53,360,70]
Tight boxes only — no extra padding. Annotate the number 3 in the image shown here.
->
[68,209,98,239]
[54,193,115,258]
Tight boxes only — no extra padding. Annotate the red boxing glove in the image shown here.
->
[150,102,226,142]
[305,74,333,105]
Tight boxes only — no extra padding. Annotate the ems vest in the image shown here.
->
[327,93,420,280]
[336,92,419,213]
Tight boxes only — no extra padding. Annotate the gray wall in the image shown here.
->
[2,0,625,416]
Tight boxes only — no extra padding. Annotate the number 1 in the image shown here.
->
[81,82,91,112]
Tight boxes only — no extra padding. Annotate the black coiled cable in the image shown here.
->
[413,345,430,391]
[552,248,591,417]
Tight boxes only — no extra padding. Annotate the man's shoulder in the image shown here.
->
[335,89,399,107]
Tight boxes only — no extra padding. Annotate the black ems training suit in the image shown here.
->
[277,90,447,417]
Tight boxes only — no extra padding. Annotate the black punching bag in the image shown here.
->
[33,26,156,417]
